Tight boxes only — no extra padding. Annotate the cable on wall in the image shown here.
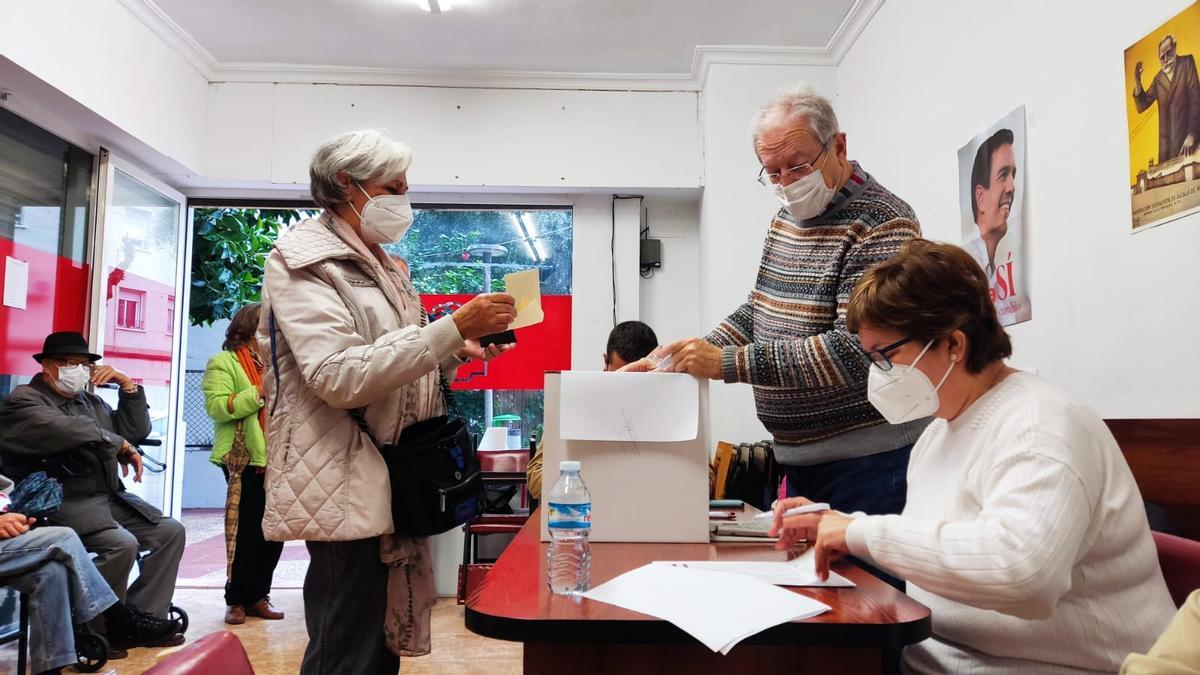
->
[612,194,644,328]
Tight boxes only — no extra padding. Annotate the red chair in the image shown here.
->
[458,449,530,604]
[142,631,254,675]
[1153,531,1200,607]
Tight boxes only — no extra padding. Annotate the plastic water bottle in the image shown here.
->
[546,460,592,595]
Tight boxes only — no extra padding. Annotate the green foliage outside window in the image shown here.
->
[188,206,572,444]
[188,208,315,326]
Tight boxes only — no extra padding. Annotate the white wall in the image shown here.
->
[698,63,840,446]
[640,196,702,345]
[1,0,209,175]
[204,82,701,190]
[838,0,1200,418]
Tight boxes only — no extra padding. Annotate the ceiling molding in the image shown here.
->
[128,0,883,92]
[116,0,218,79]
[825,0,885,63]
[211,62,701,92]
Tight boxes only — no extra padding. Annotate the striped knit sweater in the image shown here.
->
[706,163,928,463]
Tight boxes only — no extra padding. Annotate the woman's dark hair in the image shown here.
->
[846,239,1012,374]
[223,303,262,352]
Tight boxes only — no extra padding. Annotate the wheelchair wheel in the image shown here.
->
[74,630,109,673]
[169,603,189,634]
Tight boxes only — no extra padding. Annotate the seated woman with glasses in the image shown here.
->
[770,239,1175,674]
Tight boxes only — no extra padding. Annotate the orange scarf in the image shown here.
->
[234,345,266,430]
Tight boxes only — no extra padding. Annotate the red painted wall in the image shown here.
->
[422,294,571,390]
[0,239,89,376]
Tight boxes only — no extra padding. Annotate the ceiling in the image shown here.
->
[151,0,859,75]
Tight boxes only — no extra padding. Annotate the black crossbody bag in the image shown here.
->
[269,311,484,537]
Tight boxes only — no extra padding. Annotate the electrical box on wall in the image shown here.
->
[640,239,662,269]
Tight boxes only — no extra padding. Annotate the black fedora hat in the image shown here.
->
[33,332,102,364]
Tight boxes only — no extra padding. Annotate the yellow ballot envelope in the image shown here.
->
[504,268,544,330]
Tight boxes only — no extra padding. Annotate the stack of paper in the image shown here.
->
[582,563,830,654]
[651,549,855,588]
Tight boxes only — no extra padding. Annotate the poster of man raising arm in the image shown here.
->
[1126,2,1200,231]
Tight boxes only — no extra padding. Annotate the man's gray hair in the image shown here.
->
[750,84,840,147]
[309,130,413,210]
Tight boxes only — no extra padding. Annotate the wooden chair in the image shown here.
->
[458,449,530,604]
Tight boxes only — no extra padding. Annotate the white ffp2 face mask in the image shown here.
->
[867,340,955,424]
[351,184,414,245]
[772,168,837,221]
[55,364,90,395]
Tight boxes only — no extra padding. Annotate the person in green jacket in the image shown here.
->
[202,303,285,626]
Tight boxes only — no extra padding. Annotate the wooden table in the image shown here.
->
[466,510,931,674]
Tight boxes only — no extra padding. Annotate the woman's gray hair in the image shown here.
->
[750,84,840,147]
[308,130,413,210]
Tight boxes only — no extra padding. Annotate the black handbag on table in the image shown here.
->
[268,311,484,538]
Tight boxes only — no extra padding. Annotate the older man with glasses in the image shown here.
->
[645,86,927,569]
[0,332,186,649]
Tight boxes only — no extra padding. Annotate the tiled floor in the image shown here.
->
[0,590,522,674]
[177,509,309,590]
[0,509,522,673]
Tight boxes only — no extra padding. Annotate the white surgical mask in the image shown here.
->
[55,364,90,395]
[772,168,837,220]
[867,340,956,424]
[350,184,414,245]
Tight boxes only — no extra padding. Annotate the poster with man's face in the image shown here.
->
[957,105,1031,327]
[1125,1,1200,232]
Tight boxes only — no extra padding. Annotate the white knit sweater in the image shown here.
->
[845,373,1175,674]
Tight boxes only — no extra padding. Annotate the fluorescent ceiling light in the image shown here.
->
[509,212,543,262]
[522,212,549,261]
[418,0,451,12]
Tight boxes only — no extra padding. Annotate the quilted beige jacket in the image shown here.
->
[258,214,464,542]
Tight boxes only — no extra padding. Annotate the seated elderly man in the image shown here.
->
[0,473,181,671]
[0,332,186,645]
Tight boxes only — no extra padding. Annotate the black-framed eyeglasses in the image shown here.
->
[756,139,832,187]
[863,337,915,372]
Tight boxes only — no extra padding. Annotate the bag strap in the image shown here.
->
[268,310,282,417]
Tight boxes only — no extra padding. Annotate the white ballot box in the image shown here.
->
[540,371,710,543]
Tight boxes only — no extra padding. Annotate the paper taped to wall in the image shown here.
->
[559,371,699,442]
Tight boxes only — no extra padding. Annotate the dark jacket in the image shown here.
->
[0,374,160,534]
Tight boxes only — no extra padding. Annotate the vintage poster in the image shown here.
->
[958,105,1031,326]
[1125,2,1200,232]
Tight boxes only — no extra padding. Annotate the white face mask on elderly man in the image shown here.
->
[55,364,90,395]
[772,167,837,221]
[867,341,956,424]
[350,183,415,245]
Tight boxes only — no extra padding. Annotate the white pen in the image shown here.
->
[752,502,831,520]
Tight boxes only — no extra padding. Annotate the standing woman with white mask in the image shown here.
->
[259,130,516,674]
[771,239,1175,674]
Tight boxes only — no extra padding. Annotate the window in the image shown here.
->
[116,289,145,330]
[386,206,574,444]
[166,296,175,335]
[0,108,93,399]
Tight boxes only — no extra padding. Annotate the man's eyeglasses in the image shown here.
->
[756,140,831,187]
[862,337,915,372]
[48,359,93,369]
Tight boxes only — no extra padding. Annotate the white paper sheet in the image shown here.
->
[504,268,544,330]
[559,371,699,442]
[583,563,830,654]
[3,256,28,310]
[651,549,855,588]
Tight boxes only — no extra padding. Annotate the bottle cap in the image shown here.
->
[559,460,581,472]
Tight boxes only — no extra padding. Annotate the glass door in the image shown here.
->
[88,150,189,519]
